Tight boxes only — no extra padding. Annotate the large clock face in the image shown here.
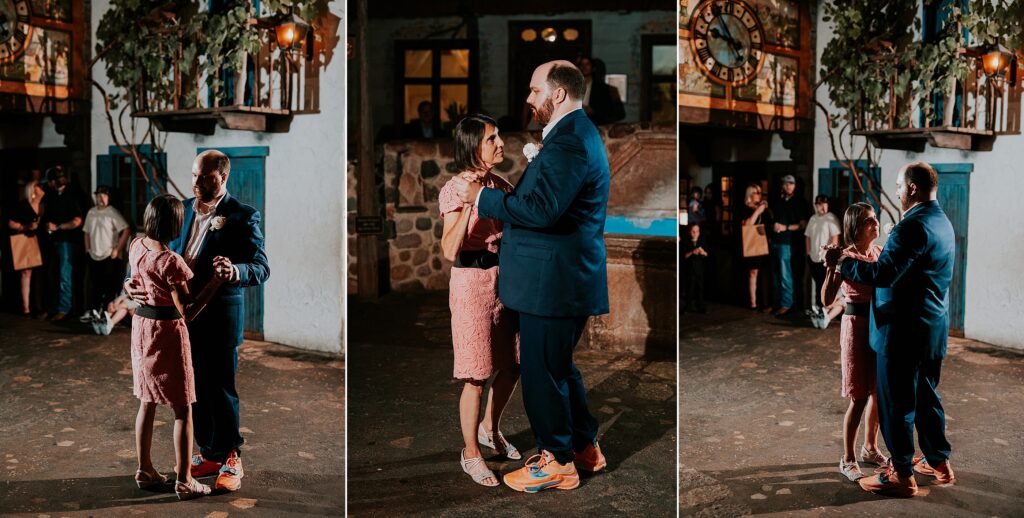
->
[689,0,766,86]
[0,0,32,64]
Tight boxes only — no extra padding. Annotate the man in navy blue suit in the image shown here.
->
[452,60,609,493]
[128,150,269,492]
[828,161,956,497]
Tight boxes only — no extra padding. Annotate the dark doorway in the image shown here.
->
[508,20,591,127]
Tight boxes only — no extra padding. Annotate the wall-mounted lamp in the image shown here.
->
[275,11,310,53]
[980,44,1014,78]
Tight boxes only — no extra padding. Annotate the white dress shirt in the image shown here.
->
[183,193,239,283]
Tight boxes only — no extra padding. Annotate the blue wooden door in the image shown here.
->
[95,145,167,228]
[817,160,882,217]
[198,146,268,340]
[933,163,971,336]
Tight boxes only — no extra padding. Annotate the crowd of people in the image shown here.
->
[683,176,850,327]
[4,166,137,334]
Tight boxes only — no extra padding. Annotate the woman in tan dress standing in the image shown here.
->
[438,114,521,487]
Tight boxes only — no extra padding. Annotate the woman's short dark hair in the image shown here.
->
[453,114,498,172]
[842,202,874,247]
[814,194,830,205]
[144,194,184,243]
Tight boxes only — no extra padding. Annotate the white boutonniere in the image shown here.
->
[523,142,543,163]
[883,222,895,235]
[211,216,227,231]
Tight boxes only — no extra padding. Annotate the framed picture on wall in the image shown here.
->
[605,73,627,103]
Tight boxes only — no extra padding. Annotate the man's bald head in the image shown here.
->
[194,149,231,177]
[539,60,585,101]
[192,149,230,203]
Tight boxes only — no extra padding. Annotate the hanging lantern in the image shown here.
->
[275,11,310,52]
[980,44,1014,78]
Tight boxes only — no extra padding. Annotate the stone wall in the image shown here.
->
[347,122,677,292]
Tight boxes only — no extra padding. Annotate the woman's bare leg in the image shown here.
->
[843,397,869,462]
[172,405,194,484]
[748,269,759,308]
[458,381,496,484]
[20,270,32,313]
[135,401,158,474]
[483,367,521,435]
[863,393,881,452]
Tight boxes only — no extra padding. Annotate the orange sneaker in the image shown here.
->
[503,450,579,493]
[858,462,918,497]
[214,450,243,492]
[573,440,607,472]
[913,457,955,485]
[190,453,222,478]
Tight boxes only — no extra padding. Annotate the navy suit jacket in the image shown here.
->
[170,194,270,347]
[478,109,610,318]
[841,200,955,360]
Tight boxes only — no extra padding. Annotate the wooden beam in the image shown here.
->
[356,0,381,299]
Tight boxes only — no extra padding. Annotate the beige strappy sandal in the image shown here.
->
[134,469,169,489]
[477,423,522,460]
[460,449,499,487]
[175,477,212,500]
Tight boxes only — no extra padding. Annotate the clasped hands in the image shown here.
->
[821,243,857,269]
[125,255,235,300]
[451,172,485,205]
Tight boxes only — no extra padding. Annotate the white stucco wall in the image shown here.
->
[354,10,675,136]
[814,5,1024,350]
[90,2,346,353]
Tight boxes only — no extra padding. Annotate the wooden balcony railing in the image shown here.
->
[132,19,321,135]
[852,50,1021,152]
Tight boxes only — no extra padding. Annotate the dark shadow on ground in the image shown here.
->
[348,292,676,517]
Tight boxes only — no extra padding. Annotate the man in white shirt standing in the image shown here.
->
[83,185,130,313]
[805,194,842,328]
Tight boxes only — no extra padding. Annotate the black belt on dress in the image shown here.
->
[453,250,499,270]
[136,304,182,320]
[845,302,870,317]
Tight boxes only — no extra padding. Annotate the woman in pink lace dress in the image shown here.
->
[822,202,889,482]
[439,114,521,487]
[127,195,224,500]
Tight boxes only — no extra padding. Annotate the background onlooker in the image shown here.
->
[402,100,435,139]
[6,179,47,316]
[687,187,705,226]
[577,56,625,125]
[767,175,809,316]
[41,166,83,321]
[805,195,843,328]
[83,185,130,312]
[682,224,708,313]
[738,182,771,310]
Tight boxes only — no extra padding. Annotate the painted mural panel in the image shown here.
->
[0,26,69,97]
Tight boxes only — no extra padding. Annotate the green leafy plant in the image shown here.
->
[817,0,1024,225]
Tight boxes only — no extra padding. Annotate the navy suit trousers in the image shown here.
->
[518,312,599,464]
[876,353,952,476]
[191,340,244,462]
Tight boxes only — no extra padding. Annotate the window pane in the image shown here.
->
[404,84,432,123]
[404,50,432,78]
[439,84,468,123]
[650,81,675,125]
[651,45,675,76]
[440,49,470,78]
